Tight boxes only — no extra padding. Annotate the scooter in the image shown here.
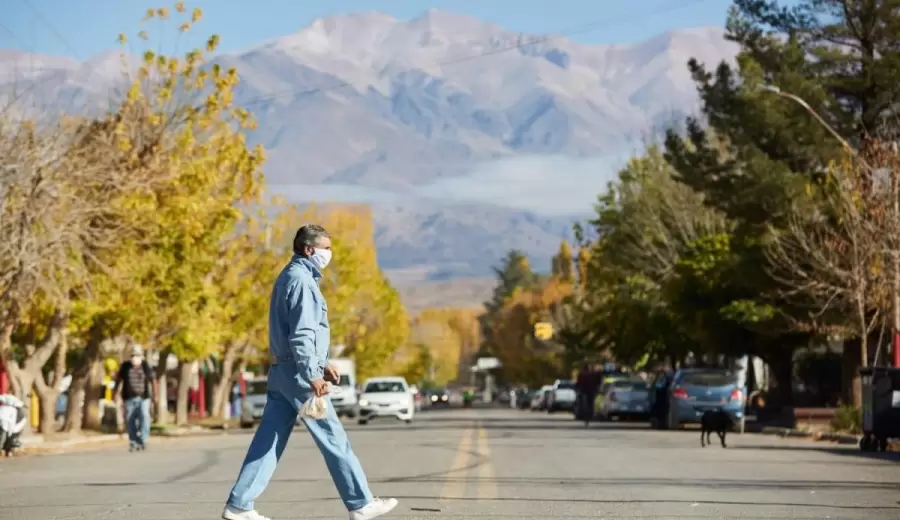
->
[0,395,27,457]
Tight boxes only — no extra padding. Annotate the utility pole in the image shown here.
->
[892,142,900,367]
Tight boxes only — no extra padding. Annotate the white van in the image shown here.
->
[329,358,358,418]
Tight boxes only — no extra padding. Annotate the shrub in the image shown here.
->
[830,405,861,434]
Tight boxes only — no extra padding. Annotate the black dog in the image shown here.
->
[700,409,733,448]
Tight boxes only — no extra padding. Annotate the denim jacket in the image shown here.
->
[268,255,330,382]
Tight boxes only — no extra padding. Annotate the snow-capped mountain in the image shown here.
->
[0,10,738,282]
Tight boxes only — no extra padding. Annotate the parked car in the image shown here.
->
[597,379,651,421]
[511,388,532,409]
[547,379,577,413]
[240,377,273,428]
[531,385,553,411]
[648,368,745,430]
[593,374,638,417]
[329,358,358,419]
[357,377,415,425]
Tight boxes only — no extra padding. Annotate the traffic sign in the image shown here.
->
[534,321,553,340]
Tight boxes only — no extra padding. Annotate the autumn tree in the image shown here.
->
[102,4,265,425]
[279,204,410,380]
[767,146,900,406]
[208,205,291,418]
[551,241,575,283]
[410,308,481,386]
[0,89,169,426]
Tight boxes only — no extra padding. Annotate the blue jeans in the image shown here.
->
[125,397,150,446]
[227,390,373,511]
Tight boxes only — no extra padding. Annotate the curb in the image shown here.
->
[21,433,124,448]
[14,426,228,454]
[758,426,860,444]
[153,425,229,437]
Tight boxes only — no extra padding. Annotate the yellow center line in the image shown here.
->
[439,425,475,502]
[476,423,498,499]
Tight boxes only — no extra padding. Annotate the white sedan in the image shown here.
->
[356,377,415,425]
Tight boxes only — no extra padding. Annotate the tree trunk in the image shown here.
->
[81,359,105,431]
[36,390,58,435]
[155,348,172,424]
[34,330,70,434]
[211,343,239,418]
[843,338,863,408]
[64,375,86,433]
[175,361,193,425]
[63,324,106,433]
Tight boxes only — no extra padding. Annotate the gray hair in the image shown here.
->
[293,224,330,255]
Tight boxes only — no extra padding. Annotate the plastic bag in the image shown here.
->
[299,383,341,420]
[300,395,328,419]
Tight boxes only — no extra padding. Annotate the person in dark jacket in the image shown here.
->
[114,344,155,452]
[575,364,597,423]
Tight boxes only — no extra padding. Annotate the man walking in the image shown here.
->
[223,224,397,520]
[114,344,154,452]
[575,363,597,426]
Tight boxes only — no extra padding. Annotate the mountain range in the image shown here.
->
[0,9,738,305]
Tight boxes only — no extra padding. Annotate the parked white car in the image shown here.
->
[328,358,358,419]
[357,377,415,425]
[547,379,577,413]
[240,377,270,428]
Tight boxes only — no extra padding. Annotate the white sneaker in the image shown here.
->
[349,497,398,520]
[222,505,271,520]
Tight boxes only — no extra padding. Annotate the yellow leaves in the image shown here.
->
[175,1,185,13]
[411,308,481,385]
[191,7,202,22]
[138,30,149,41]
[288,205,410,379]
[206,34,220,53]
[118,33,128,45]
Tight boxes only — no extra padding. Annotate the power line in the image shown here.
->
[17,0,84,60]
[235,0,711,110]
[16,0,108,113]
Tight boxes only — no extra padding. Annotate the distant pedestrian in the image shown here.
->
[222,224,397,520]
[575,363,597,424]
[114,344,155,452]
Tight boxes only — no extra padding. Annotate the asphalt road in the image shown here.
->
[2,407,899,520]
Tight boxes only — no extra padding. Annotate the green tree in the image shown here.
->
[479,250,540,358]
[663,0,900,404]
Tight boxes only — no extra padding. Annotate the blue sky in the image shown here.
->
[3,0,735,59]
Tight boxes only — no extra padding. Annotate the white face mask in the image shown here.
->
[131,356,141,365]
[310,248,332,270]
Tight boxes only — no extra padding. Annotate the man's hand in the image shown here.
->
[324,364,340,384]
[311,378,329,397]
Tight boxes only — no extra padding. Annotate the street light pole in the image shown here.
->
[761,84,896,368]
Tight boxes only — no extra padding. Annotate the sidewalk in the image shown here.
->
[11,423,229,456]
[751,424,900,451]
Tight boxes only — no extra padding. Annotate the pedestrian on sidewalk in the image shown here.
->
[222,224,397,520]
[113,343,155,452]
